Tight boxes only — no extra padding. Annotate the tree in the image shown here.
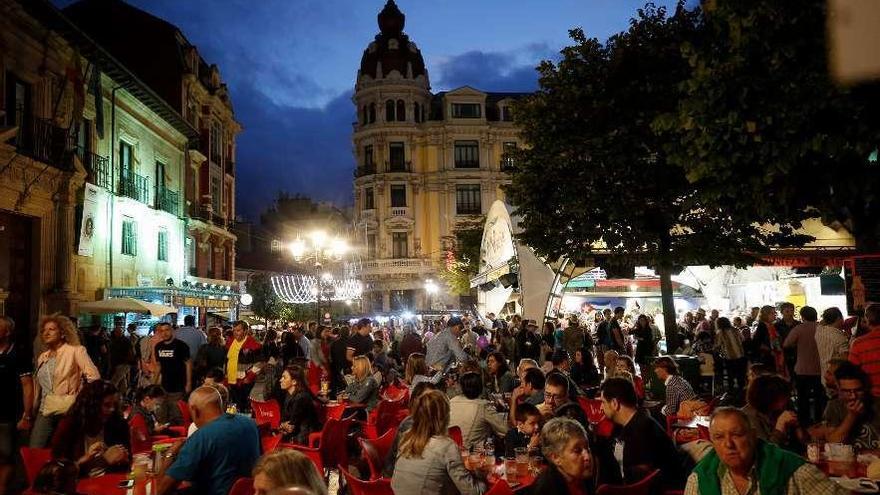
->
[658,0,880,250]
[248,272,281,325]
[438,219,484,296]
[506,3,802,349]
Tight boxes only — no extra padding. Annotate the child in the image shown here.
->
[504,402,542,457]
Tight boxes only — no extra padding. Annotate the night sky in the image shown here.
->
[55,0,678,220]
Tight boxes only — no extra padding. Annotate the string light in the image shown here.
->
[271,274,363,304]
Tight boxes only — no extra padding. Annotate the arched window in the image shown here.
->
[362,105,368,125]
[385,100,395,122]
[369,103,376,123]
[396,100,406,122]
[413,102,421,123]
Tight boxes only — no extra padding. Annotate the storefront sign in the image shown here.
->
[760,255,848,267]
[77,183,100,257]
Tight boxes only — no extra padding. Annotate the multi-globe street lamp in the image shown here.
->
[289,231,349,322]
[424,278,438,312]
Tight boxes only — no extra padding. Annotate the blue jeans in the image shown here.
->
[28,413,60,448]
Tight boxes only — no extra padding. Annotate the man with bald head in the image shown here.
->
[685,407,846,495]
[156,386,260,495]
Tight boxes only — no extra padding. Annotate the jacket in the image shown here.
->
[448,395,508,450]
[391,435,485,495]
[34,343,100,402]
[524,463,595,495]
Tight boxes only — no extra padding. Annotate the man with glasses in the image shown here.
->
[823,361,880,448]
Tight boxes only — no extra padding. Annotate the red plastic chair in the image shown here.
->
[339,465,394,495]
[282,443,325,475]
[307,363,323,395]
[596,469,661,495]
[382,381,409,402]
[228,477,255,495]
[486,479,516,495]
[325,401,348,421]
[20,447,51,489]
[309,416,354,473]
[362,396,407,438]
[250,399,282,429]
[449,426,463,447]
[261,433,282,454]
[177,400,192,425]
[359,429,397,479]
[577,397,606,424]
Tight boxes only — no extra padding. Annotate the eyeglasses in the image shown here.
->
[545,392,566,401]
[839,387,864,396]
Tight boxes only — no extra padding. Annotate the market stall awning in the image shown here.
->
[79,298,176,317]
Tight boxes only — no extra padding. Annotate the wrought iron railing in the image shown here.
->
[157,186,179,216]
[12,112,75,170]
[78,148,111,189]
[118,172,150,204]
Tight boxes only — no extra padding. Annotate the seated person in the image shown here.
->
[252,449,327,495]
[485,351,516,395]
[344,356,380,412]
[449,372,508,450]
[156,386,261,495]
[742,374,805,451]
[504,402,542,457]
[614,355,645,400]
[404,353,440,391]
[824,361,880,449]
[599,378,689,488]
[203,367,225,386]
[523,418,597,495]
[391,390,487,494]
[685,407,846,495]
[187,382,230,437]
[509,368,546,426]
[130,384,173,454]
[654,357,697,417]
[51,380,130,476]
[604,350,620,379]
[383,382,437,477]
[823,358,849,400]
[549,350,584,399]
[278,365,321,445]
[31,459,79,495]
[544,372,589,428]
[571,347,600,388]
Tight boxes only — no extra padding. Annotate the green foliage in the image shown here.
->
[438,220,484,295]
[657,0,880,249]
[248,272,281,322]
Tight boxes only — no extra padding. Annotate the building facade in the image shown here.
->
[353,0,522,313]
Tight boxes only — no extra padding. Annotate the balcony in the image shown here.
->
[157,187,179,216]
[390,207,410,217]
[187,202,210,221]
[385,160,412,173]
[118,172,150,204]
[360,209,376,220]
[10,113,75,170]
[78,148,111,190]
[211,212,227,228]
[355,165,376,177]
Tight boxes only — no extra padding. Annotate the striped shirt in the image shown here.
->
[849,327,880,397]
[815,324,850,382]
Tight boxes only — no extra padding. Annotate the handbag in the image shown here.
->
[42,393,76,416]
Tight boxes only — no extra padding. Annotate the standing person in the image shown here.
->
[563,320,585,359]
[746,306,761,327]
[815,307,850,388]
[83,324,110,378]
[153,322,191,425]
[175,315,207,361]
[595,309,612,374]
[514,320,543,364]
[783,306,824,425]
[328,326,350,398]
[848,303,880,397]
[399,324,425,365]
[108,323,134,400]
[775,303,800,377]
[0,317,33,495]
[290,326,311,361]
[425,317,469,371]
[226,320,263,412]
[714,317,747,393]
[609,307,626,355]
[346,318,374,363]
[193,327,227,386]
[309,325,332,372]
[30,314,100,448]
[631,315,656,373]
[753,306,786,377]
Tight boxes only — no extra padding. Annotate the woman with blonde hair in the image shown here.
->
[344,355,380,411]
[30,314,100,447]
[252,449,327,495]
[392,389,486,494]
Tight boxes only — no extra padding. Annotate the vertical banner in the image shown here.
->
[78,183,99,257]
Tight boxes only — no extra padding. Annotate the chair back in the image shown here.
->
[284,443,325,475]
[20,447,51,488]
[325,401,348,421]
[307,363,322,395]
[177,399,192,425]
[448,425,463,447]
[228,477,255,495]
[382,381,409,402]
[261,433,282,454]
[339,465,394,495]
[596,469,661,495]
[374,396,407,437]
[250,399,282,429]
[577,397,606,424]
[359,429,397,479]
[321,416,354,470]
[486,479,516,495]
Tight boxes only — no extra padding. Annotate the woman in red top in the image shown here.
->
[129,384,171,454]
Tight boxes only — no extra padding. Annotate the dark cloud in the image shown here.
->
[433,45,556,92]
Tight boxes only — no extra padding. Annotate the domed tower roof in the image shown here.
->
[358,0,427,82]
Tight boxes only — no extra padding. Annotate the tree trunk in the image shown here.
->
[658,236,678,354]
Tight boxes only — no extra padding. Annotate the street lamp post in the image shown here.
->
[424,278,438,312]
[289,231,348,323]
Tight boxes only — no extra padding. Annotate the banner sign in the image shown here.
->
[77,183,100,257]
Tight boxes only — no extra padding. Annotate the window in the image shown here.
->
[207,243,215,278]
[392,232,408,258]
[385,100,395,122]
[454,141,480,168]
[119,141,133,177]
[502,142,518,170]
[77,119,92,156]
[364,187,374,209]
[456,185,482,215]
[367,233,377,258]
[369,103,376,123]
[157,229,168,261]
[414,102,421,123]
[222,245,229,280]
[211,176,221,213]
[271,239,282,252]
[364,145,374,168]
[500,106,513,122]
[361,105,368,125]
[122,218,137,256]
[187,237,196,275]
[4,72,32,144]
[390,185,406,207]
[389,142,406,171]
[210,121,222,163]
[396,100,406,121]
[452,103,481,118]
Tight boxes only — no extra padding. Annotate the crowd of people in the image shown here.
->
[0,300,878,494]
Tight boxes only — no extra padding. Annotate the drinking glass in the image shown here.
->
[505,457,518,482]
[515,447,529,476]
